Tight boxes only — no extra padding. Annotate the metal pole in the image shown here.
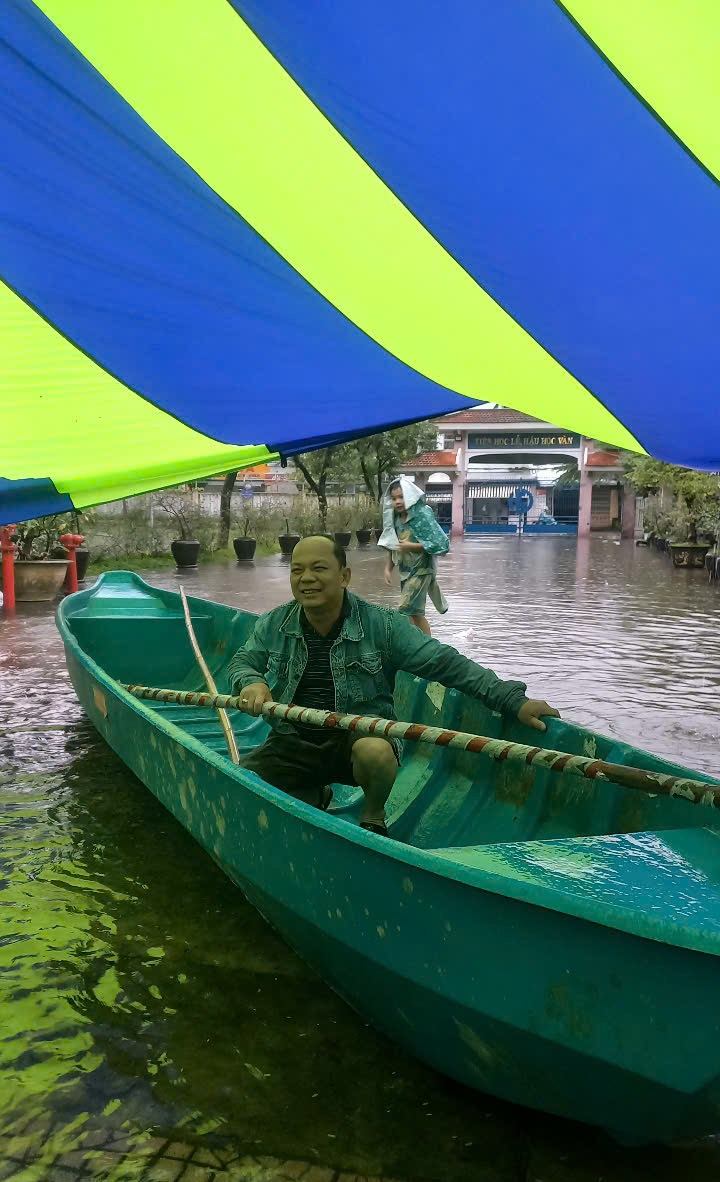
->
[122,684,720,808]
[0,526,17,612]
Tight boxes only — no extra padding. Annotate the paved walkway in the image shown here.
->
[0,1133,404,1182]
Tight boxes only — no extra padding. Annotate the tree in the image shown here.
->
[624,454,720,542]
[293,449,336,530]
[218,470,237,549]
[621,454,676,497]
[293,421,438,524]
[554,459,579,486]
[354,422,438,501]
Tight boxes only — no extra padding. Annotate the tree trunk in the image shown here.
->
[218,470,237,549]
[318,477,328,531]
[359,455,376,501]
[294,454,331,531]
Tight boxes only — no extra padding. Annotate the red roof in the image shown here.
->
[586,450,620,467]
[435,408,545,425]
[402,450,458,469]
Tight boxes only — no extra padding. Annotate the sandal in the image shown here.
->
[360,821,389,837]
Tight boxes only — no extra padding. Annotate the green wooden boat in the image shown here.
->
[58,571,720,1143]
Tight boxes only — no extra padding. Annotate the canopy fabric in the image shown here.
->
[2,1,719,523]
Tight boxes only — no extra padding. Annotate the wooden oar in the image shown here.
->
[121,684,720,808]
[178,587,239,765]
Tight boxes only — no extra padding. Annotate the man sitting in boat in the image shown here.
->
[228,536,558,837]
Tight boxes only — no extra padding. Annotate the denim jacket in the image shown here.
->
[227,592,528,737]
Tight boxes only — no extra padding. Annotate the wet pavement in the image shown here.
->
[1,536,720,1181]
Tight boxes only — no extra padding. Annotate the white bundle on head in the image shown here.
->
[377,475,424,552]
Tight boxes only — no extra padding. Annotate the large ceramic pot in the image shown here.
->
[171,539,201,568]
[75,547,90,581]
[50,543,90,581]
[372,528,383,543]
[14,560,69,602]
[356,529,372,546]
[669,542,711,568]
[334,531,352,548]
[278,534,300,555]
[233,537,257,561]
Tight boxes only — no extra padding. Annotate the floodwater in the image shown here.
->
[1,536,720,1181]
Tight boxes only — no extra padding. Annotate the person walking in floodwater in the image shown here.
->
[379,476,449,636]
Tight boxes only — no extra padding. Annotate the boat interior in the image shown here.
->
[65,574,720,919]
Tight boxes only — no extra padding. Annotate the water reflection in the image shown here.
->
[1,538,719,1179]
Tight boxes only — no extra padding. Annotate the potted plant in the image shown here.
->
[355,509,373,546]
[278,517,300,556]
[233,511,257,561]
[667,501,712,568]
[12,517,69,602]
[158,492,201,567]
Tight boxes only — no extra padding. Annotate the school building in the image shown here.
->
[398,408,636,539]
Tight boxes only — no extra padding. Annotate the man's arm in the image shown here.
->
[227,617,271,695]
[388,612,558,729]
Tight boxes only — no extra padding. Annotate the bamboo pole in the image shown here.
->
[178,587,240,765]
[121,684,720,808]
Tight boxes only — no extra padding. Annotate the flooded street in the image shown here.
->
[1,536,720,1181]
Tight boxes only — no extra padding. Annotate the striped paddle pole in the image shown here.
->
[121,684,720,809]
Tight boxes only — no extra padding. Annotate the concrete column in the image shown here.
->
[578,472,593,537]
[413,472,429,491]
[609,487,619,524]
[451,472,465,538]
[621,481,636,539]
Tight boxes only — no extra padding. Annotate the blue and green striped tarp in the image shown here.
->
[2,1,719,522]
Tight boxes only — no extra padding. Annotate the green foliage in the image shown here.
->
[694,498,720,544]
[621,454,673,496]
[353,422,438,501]
[347,501,378,532]
[640,500,674,540]
[554,460,579,486]
[293,421,438,512]
[155,489,197,540]
[624,454,719,502]
[625,454,720,542]
[85,498,217,561]
[328,504,352,532]
[291,506,325,536]
[12,514,71,560]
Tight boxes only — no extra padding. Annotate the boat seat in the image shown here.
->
[430,827,720,945]
[70,614,214,685]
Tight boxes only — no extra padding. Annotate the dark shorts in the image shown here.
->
[239,729,396,809]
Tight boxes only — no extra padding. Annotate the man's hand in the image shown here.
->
[517,699,560,733]
[238,681,273,716]
[384,566,393,586]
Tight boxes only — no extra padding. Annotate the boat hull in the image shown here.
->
[63,630,720,1143]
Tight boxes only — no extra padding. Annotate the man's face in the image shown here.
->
[290,537,350,611]
[390,486,406,513]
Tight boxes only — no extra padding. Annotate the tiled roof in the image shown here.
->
[434,408,546,425]
[402,450,458,468]
[586,450,620,467]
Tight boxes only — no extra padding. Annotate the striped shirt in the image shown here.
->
[292,595,349,743]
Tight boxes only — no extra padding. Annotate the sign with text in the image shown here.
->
[467,431,580,450]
